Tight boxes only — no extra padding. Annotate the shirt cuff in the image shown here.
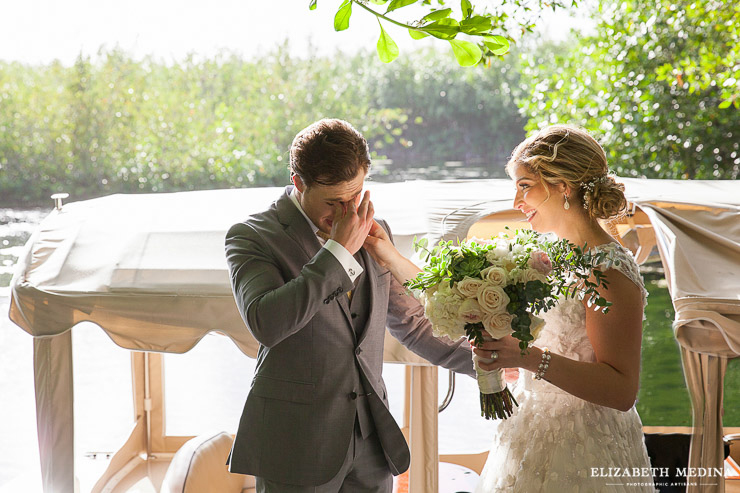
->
[324,240,363,282]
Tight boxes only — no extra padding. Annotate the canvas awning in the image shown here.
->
[8,178,740,493]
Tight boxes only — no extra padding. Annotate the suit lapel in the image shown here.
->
[356,248,383,346]
[276,186,321,261]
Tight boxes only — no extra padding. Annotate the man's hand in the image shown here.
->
[331,190,374,255]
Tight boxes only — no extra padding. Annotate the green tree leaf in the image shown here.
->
[377,23,400,63]
[460,15,492,34]
[449,39,482,66]
[461,0,472,18]
[483,35,509,55]
[386,0,416,14]
[309,0,317,11]
[422,8,452,22]
[334,0,352,31]
[718,100,732,109]
[408,28,430,39]
[422,19,460,40]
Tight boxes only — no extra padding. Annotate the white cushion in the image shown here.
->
[160,432,246,493]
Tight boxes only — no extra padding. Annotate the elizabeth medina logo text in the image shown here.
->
[591,467,724,478]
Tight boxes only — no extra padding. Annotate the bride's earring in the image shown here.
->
[563,193,570,210]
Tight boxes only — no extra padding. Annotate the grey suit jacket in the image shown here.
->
[225,186,474,486]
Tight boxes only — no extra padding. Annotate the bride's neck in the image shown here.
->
[556,216,614,249]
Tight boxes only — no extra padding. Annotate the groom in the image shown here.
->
[225,118,474,492]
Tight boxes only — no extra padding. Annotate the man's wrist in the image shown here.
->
[324,239,363,282]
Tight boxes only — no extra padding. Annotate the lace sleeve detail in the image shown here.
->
[593,243,648,317]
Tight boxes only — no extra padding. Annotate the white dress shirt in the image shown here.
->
[289,188,363,283]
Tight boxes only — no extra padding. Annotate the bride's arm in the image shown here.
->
[363,220,422,284]
[476,268,644,412]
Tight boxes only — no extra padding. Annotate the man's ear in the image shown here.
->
[291,173,305,193]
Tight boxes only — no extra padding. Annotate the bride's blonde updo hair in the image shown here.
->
[506,124,627,220]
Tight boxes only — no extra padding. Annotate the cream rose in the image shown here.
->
[457,276,484,298]
[458,298,483,324]
[480,266,508,286]
[476,283,510,314]
[518,268,548,285]
[482,312,514,339]
[529,315,545,340]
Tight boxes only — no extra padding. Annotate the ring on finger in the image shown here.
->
[491,350,498,360]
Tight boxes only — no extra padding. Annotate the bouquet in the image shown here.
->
[406,228,616,419]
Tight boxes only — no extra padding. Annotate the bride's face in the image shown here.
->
[510,162,565,233]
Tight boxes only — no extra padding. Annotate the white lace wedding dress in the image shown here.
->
[476,243,657,492]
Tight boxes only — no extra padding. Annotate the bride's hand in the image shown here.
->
[363,220,400,268]
[364,220,423,284]
[473,335,537,372]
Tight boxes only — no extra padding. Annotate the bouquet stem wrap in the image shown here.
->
[471,335,518,419]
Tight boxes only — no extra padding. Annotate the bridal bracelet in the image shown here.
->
[533,347,551,380]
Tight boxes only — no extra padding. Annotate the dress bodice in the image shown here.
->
[525,242,648,388]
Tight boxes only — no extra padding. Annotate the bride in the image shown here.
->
[364,124,656,492]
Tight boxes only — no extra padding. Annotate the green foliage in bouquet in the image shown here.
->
[540,235,619,312]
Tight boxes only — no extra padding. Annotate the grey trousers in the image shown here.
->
[256,420,393,493]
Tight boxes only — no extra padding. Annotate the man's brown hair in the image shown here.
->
[289,119,371,187]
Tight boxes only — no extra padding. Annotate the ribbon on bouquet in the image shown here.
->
[471,335,518,419]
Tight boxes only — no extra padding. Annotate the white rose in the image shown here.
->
[482,312,513,339]
[458,298,483,324]
[529,315,545,340]
[519,268,548,285]
[480,266,508,286]
[476,283,510,314]
[457,276,484,298]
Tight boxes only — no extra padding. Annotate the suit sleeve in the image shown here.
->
[381,221,476,378]
[225,222,354,348]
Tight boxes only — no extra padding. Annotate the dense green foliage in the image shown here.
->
[0,46,524,206]
[2,0,737,205]
[519,0,739,179]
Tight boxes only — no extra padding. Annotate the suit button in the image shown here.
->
[349,391,358,400]
[355,347,362,355]
[337,287,343,293]
[323,299,330,304]
[351,313,357,319]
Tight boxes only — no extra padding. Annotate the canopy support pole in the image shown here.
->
[34,331,75,493]
[408,365,438,493]
[681,347,727,493]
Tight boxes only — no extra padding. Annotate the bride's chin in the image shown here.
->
[529,220,553,234]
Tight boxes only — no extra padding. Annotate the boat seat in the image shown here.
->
[160,431,256,493]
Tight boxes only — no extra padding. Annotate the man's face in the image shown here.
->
[293,171,367,235]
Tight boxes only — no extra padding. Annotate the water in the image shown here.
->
[2,208,739,491]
